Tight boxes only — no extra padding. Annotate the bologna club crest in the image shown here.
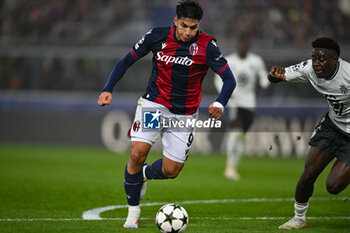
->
[189,43,198,56]
[133,120,141,132]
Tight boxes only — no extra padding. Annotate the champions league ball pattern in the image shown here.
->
[155,203,189,233]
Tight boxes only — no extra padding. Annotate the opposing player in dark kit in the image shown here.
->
[98,0,236,228]
[268,37,350,229]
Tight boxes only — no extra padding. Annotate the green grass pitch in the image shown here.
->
[0,144,349,232]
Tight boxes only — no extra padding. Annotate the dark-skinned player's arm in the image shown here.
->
[268,65,286,83]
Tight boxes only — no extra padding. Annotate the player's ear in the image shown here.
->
[334,55,339,63]
[173,17,178,26]
[331,55,339,66]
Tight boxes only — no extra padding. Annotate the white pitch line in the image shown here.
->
[1,197,348,222]
[82,197,349,220]
[1,216,350,222]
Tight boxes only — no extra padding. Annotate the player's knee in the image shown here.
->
[326,181,343,195]
[129,150,147,166]
[300,165,319,184]
[163,167,180,179]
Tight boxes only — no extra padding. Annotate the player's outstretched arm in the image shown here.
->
[98,92,112,106]
[268,65,286,83]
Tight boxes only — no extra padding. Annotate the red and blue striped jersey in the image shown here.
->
[130,26,229,115]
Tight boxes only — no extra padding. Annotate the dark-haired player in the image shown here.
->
[268,37,350,229]
[98,0,236,228]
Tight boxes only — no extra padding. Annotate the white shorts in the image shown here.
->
[129,97,197,163]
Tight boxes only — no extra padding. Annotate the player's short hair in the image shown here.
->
[176,0,203,20]
[312,37,340,56]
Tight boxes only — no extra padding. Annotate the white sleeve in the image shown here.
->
[285,60,310,83]
[256,56,269,89]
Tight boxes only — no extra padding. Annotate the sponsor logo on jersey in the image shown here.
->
[162,43,167,49]
[156,51,195,66]
[189,43,198,56]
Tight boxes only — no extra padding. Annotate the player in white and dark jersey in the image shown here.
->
[214,34,269,180]
[268,37,350,230]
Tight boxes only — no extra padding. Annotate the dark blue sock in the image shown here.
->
[145,159,167,179]
[124,166,143,206]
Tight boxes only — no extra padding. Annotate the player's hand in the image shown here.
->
[270,66,286,80]
[98,92,112,106]
[209,103,223,120]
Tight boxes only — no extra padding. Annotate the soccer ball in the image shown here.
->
[155,203,189,233]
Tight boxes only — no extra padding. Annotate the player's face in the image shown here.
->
[311,48,338,79]
[174,17,200,43]
[237,40,249,59]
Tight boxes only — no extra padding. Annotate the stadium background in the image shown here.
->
[1,0,350,156]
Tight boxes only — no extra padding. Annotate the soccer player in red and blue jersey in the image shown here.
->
[98,0,236,228]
